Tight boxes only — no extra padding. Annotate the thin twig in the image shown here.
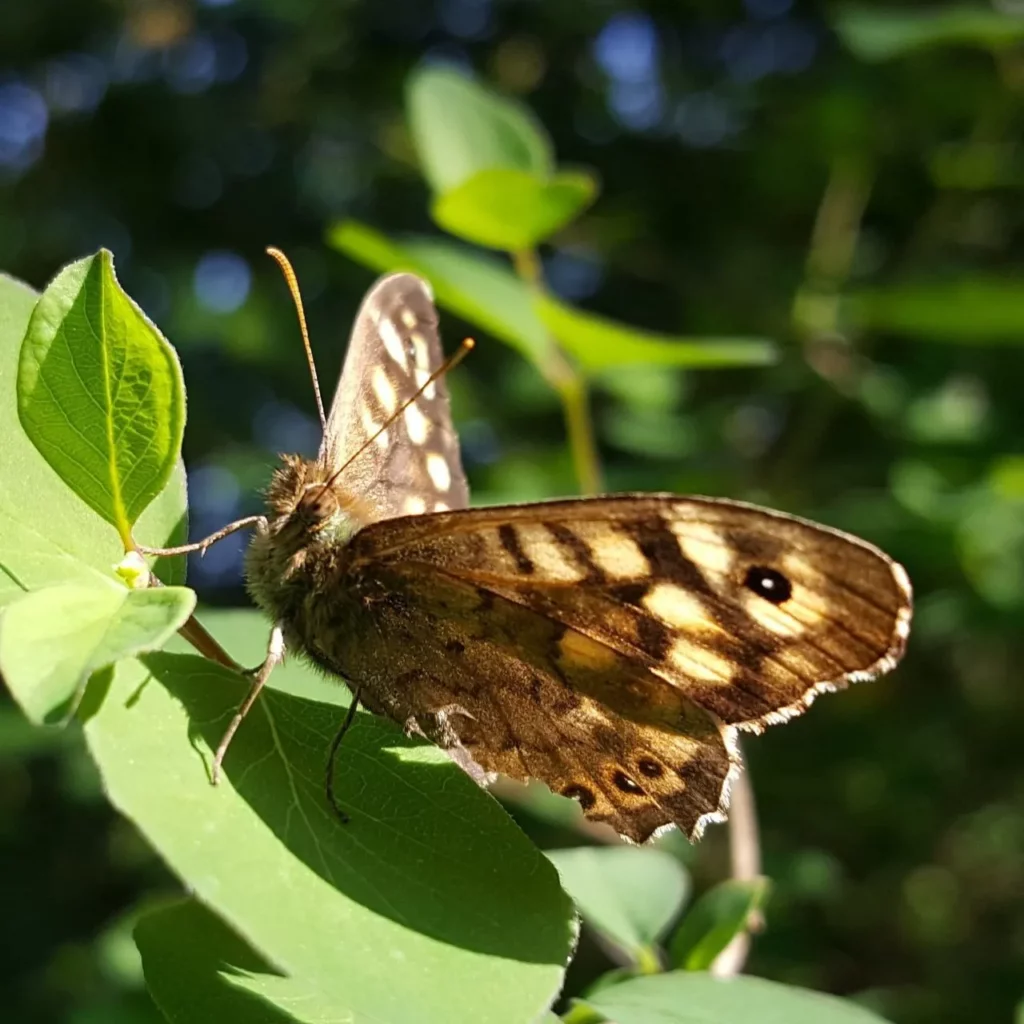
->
[710,741,763,977]
[147,572,243,671]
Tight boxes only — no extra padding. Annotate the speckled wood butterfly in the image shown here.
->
[151,253,912,844]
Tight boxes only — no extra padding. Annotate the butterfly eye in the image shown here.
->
[743,566,792,604]
[296,486,335,526]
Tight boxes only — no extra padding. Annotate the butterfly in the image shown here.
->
[153,254,912,844]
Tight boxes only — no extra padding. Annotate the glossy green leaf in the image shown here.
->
[847,277,1024,342]
[86,613,575,1024]
[17,250,186,546]
[136,899,330,1024]
[0,581,195,724]
[668,878,770,971]
[327,219,553,366]
[0,272,186,610]
[573,971,894,1024]
[835,5,1024,61]
[3,266,575,1021]
[407,65,552,193]
[433,167,598,251]
[548,847,688,966]
[536,292,777,370]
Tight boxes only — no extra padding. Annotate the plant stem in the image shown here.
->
[512,248,604,495]
[710,742,763,978]
[552,363,602,495]
[773,158,872,491]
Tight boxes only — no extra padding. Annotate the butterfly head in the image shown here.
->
[263,454,369,543]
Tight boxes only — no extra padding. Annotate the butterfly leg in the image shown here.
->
[135,514,268,558]
[211,622,286,785]
[325,688,362,824]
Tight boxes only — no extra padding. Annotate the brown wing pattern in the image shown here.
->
[338,495,911,840]
[321,273,468,522]
[335,565,737,843]
[356,495,911,730]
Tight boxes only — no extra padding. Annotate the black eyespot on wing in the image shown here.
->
[743,566,792,604]
[613,771,644,795]
[562,784,596,811]
[637,758,663,778]
[445,639,466,655]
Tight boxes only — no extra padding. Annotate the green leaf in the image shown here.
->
[83,623,575,1024]
[136,899,332,1024]
[327,219,553,366]
[835,5,1024,61]
[17,250,186,547]
[535,292,777,370]
[0,272,186,610]
[432,168,598,251]
[847,277,1024,342]
[573,971,894,1024]
[547,847,688,966]
[668,878,770,971]
[407,65,552,194]
[0,581,195,724]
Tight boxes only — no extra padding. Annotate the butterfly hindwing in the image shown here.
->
[320,273,468,522]
[334,560,737,843]
[328,495,911,838]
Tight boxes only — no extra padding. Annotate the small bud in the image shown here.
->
[114,550,151,590]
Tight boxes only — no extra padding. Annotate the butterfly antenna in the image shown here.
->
[318,337,475,497]
[266,246,327,433]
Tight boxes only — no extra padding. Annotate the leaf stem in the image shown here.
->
[710,743,762,978]
[512,248,604,495]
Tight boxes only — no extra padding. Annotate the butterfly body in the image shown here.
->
[239,270,913,844]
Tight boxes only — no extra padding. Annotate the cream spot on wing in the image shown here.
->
[359,401,379,436]
[644,583,714,631]
[426,452,451,491]
[433,501,449,512]
[414,367,437,400]
[379,318,408,369]
[359,398,390,449]
[404,401,429,444]
[372,365,398,414]
[559,630,618,669]
[670,521,734,576]
[742,592,805,636]
[411,331,429,367]
[403,495,427,515]
[411,333,437,398]
[517,523,588,581]
[590,533,650,579]
[668,638,735,683]
[400,308,418,328]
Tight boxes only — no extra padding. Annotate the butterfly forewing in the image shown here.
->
[321,273,468,522]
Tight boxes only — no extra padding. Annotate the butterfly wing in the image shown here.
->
[336,562,737,843]
[335,495,911,840]
[321,273,468,521]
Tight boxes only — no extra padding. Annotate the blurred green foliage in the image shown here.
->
[1,1,1024,1022]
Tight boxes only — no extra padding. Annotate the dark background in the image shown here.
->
[2,2,1023,1022]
